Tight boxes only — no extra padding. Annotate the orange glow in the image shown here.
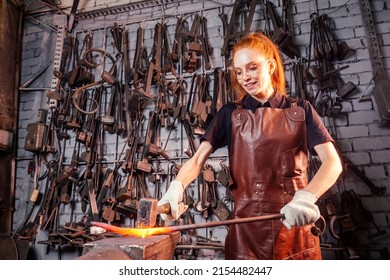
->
[91,222,173,238]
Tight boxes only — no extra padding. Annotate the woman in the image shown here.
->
[158,32,342,260]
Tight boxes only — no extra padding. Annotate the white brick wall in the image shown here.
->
[16,0,390,260]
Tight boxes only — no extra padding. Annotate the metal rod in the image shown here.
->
[91,213,285,237]
[20,60,53,89]
[175,245,224,250]
[166,213,285,232]
[19,87,51,91]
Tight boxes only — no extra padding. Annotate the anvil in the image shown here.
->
[77,231,180,260]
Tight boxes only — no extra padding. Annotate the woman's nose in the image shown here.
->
[242,71,250,80]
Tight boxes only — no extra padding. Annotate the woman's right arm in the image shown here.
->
[176,140,214,188]
[157,141,214,220]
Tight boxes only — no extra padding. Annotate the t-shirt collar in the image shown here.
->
[242,92,283,112]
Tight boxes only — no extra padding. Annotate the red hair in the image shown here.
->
[230,32,286,101]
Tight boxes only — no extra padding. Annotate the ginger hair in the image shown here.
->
[230,32,286,101]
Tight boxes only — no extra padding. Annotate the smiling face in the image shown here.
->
[233,48,276,103]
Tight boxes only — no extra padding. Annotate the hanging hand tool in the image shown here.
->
[221,0,257,59]
[122,27,132,133]
[67,0,80,33]
[342,155,386,195]
[266,0,300,59]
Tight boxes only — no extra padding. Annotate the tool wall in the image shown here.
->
[13,0,390,260]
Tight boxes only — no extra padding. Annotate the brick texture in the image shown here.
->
[15,0,390,260]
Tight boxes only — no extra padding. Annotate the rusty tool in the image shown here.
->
[136,198,171,228]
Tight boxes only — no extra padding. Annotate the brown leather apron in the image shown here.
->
[225,102,321,260]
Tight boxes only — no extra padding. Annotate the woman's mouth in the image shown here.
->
[244,82,257,90]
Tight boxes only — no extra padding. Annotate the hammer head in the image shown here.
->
[136,198,170,228]
[136,198,158,228]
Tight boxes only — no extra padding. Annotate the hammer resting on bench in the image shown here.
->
[136,198,171,228]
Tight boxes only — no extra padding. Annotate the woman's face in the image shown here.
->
[233,48,275,102]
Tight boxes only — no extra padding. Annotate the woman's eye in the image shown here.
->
[248,66,258,72]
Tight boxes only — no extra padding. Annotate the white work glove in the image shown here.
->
[158,180,188,221]
[280,190,320,230]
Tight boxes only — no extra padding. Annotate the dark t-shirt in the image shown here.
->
[201,92,333,154]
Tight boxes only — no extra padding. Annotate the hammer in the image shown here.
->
[136,198,171,228]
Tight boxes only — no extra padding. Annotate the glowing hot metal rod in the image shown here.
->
[91,213,285,238]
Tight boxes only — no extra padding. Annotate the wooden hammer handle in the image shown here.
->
[157,203,171,214]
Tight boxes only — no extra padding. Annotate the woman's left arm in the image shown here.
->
[280,141,343,229]
[303,141,343,198]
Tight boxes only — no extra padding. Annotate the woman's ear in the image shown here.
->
[269,59,276,75]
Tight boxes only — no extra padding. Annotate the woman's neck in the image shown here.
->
[252,87,275,104]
